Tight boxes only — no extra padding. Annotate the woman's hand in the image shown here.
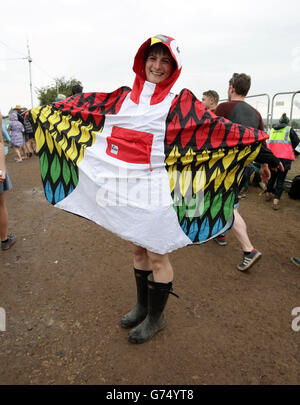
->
[0,168,6,183]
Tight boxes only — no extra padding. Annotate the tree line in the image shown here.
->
[36,76,82,105]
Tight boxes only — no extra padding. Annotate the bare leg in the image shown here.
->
[25,140,33,154]
[231,208,254,252]
[31,138,37,153]
[31,139,37,154]
[146,250,174,283]
[22,143,29,158]
[0,193,8,241]
[13,146,22,161]
[131,243,151,270]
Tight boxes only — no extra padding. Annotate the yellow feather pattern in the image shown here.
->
[67,138,78,162]
[34,124,45,152]
[222,148,237,170]
[237,145,251,161]
[224,165,240,191]
[53,137,62,157]
[38,106,51,124]
[78,123,94,144]
[195,150,210,166]
[179,165,192,196]
[193,165,206,194]
[181,147,195,165]
[45,130,54,154]
[208,149,224,169]
[67,119,82,140]
[165,145,181,166]
[205,166,220,190]
[214,169,227,192]
[243,144,261,167]
[168,165,178,192]
[57,114,72,134]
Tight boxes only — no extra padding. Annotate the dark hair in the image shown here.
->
[144,42,177,70]
[71,84,83,95]
[202,90,219,104]
[229,73,251,96]
[279,113,289,124]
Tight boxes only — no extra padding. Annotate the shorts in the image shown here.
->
[24,132,34,141]
[0,172,12,193]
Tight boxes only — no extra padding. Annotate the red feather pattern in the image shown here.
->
[53,87,131,131]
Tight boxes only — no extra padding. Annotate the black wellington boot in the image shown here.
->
[128,279,178,344]
[120,269,152,328]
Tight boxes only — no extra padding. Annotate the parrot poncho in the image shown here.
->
[29,35,268,254]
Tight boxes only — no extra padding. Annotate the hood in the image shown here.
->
[131,34,182,105]
[9,112,18,121]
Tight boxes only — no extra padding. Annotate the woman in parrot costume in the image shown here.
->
[29,35,269,343]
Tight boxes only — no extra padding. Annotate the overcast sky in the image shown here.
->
[1,0,300,119]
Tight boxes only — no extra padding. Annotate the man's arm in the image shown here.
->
[290,128,300,152]
[255,143,280,168]
[255,144,283,183]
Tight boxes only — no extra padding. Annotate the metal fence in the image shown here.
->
[220,90,300,130]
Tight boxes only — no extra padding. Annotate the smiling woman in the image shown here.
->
[144,43,175,84]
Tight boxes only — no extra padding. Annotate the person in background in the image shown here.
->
[265,113,299,210]
[237,162,266,198]
[13,105,24,124]
[71,84,83,95]
[0,111,16,250]
[201,90,219,112]
[23,113,36,157]
[214,73,281,271]
[13,105,27,158]
[7,112,24,162]
[55,94,66,102]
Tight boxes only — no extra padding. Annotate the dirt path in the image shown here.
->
[1,149,300,385]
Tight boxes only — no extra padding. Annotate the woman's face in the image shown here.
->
[145,49,174,84]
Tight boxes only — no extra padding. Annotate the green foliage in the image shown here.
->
[35,77,82,105]
[291,120,300,129]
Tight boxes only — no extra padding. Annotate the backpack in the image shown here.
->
[288,175,300,200]
[24,119,33,134]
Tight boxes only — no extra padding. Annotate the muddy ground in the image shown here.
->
[1,147,300,386]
